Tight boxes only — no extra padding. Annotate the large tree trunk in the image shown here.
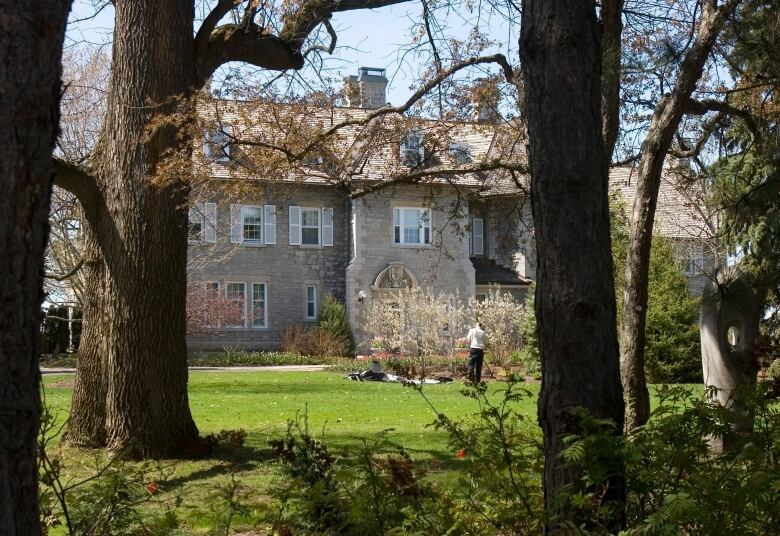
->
[520,0,625,530]
[62,228,107,447]
[73,0,199,458]
[0,1,71,532]
[620,0,738,431]
[99,0,198,457]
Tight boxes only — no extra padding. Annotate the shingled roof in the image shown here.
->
[471,257,532,286]
[199,99,712,241]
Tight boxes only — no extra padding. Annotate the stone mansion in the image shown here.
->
[186,67,715,352]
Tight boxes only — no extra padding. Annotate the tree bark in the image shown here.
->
[620,0,739,431]
[0,1,72,533]
[62,228,107,447]
[601,0,624,166]
[89,0,199,457]
[520,0,625,530]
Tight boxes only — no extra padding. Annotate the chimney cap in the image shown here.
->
[358,67,386,77]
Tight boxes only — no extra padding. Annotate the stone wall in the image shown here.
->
[187,184,350,352]
[346,184,476,350]
[471,196,536,279]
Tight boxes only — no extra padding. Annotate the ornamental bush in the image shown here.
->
[317,294,354,356]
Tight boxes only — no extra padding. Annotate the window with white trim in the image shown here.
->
[400,132,424,167]
[305,285,317,320]
[448,142,473,164]
[289,206,333,246]
[225,282,246,328]
[242,206,263,243]
[203,128,233,163]
[301,208,321,245]
[188,207,204,242]
[251,283,267,328]
[393,207,431,245]
[189,202,217,243]
[204,282,220,327]
[230,204,275,245]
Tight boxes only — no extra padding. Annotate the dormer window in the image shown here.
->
[303,155,324,167]
[204,127,233,163]
[400,132,424,168]
[448,143,473,164]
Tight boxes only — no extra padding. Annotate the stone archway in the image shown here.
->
[371,262,418,290]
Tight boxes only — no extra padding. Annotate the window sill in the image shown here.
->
[392,243,433,249]
[241,241,266,248]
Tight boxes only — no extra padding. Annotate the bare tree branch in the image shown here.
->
[302,17,337,58]
[194,0,417,85]
[45,259,84,282]
[44,315,83,323]
[685,97,761,139]
[350,160,529,198]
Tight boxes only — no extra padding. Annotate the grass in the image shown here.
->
[45,371,539,452]
[42,370,539,534]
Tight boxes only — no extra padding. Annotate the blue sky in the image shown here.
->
[66,0,517,105]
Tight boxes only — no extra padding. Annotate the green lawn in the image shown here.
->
[44,371,539,453]
[42,371,539,533]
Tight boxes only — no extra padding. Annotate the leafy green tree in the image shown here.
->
[612,196,702,383]
[708,0,780,348]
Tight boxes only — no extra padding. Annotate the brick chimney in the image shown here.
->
[344,67,388,109]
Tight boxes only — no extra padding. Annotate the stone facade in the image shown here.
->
[345,184,477,348]
[187,184,350,351]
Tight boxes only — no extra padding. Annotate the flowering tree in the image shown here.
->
[185,282,245,335]
[364,287,470,358]
[363,286,527,366]
[471,288,526,366]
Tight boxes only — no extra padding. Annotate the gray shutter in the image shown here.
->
[205,202,217,243]
[472,218,484,255]
[289,206,301,245]
[322,207,333,246]
[230,204,243,244]
[264,205,276,245]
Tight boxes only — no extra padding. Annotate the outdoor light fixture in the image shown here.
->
[358,290,367,303]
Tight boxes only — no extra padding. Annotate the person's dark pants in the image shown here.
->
[468,348,484,383]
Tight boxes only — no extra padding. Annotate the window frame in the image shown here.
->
[203,128,233,164]
[224,282,247,329]
[251,282,268,329]
[241,205,264,244]
[188,206,205,243]
[448,142,473,164]
[393,206,432,246]
[300,207,321,246]
[305,285,317,321]
[203,281,220,328]
[400,131,425,167]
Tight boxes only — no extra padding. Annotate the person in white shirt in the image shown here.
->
[464,321,486,383]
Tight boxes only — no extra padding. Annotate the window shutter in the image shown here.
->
[322,207,333,246]
[205,202,217,243]
[289,206,301,245]
[472,218,484,255]
[264,205,276,245]
[230,204,243,243]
